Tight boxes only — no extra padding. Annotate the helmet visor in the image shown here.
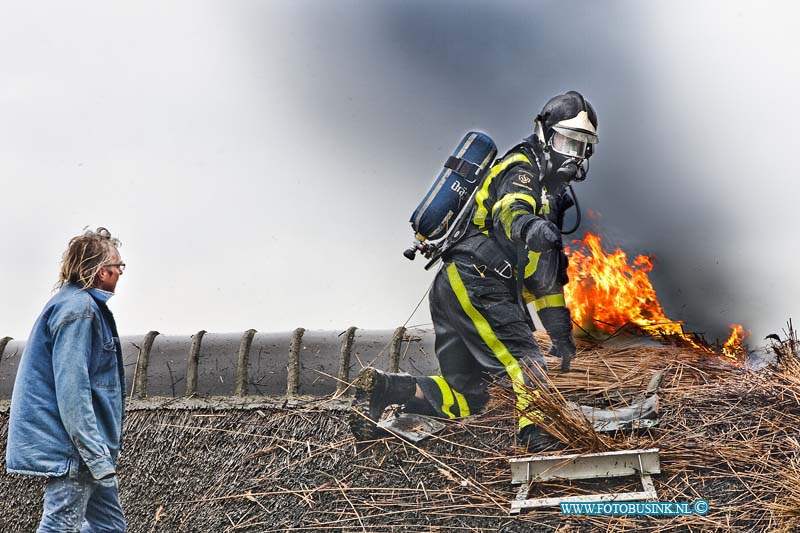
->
[551,131,589,158]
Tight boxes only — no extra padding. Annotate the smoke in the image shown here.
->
[268,0,799,342]
[2,1,797,345]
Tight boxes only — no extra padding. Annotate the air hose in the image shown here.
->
[561,184,582,235]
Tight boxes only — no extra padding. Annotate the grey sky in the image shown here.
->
[1,1,798,347]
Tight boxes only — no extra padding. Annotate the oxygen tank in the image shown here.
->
[404,131,497,261]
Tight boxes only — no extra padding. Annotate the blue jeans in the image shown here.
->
[37,468,126,533]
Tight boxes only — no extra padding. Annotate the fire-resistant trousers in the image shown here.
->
[410,261,547,431]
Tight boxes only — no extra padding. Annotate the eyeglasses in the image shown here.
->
[105,262,126,273]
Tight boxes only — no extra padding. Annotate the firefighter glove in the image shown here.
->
[549,337,576,372]
[539,306,575,371]
[523,218,563,252]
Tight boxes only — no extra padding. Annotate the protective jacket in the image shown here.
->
[411,141,575,432]
[6,284,125,480]
[446,141,572,308]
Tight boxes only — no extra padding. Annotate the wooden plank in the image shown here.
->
[286,328,305,396]
[185,330,206,396]
[0,337,12,363]
[335,327,357,396]
[388,326,406,373]
[132,330,159,399]
[234,329,257,397]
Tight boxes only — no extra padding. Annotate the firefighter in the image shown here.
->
[355,91,598,451]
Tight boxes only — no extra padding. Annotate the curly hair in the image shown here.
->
[57,227,122,289]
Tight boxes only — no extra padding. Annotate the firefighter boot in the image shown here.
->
[519,425,567,453]
[350,368,416,440]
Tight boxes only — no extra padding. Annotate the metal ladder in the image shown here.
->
[508,448,660,514]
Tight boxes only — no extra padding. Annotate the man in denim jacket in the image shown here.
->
[7,227,127,532]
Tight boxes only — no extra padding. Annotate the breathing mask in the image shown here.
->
[547,131,591,182]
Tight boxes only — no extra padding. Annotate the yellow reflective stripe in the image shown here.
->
[490,193,537,215]
[524,251,541,279]
[446,263,542,429]
[533,293,566,311]
[491,193,537,239]
[453,390,470,417]
[522,287,537,304]
[518,390,543,430]
[431,376,456,419]
[472,153,531,230]
[496,208,528,239]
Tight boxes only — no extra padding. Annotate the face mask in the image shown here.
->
[546,132,594,182]
[545,150,582,182]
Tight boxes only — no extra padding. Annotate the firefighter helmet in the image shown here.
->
[534,91,598,159]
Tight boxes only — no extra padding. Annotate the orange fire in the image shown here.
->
[722,324,749,360]
[564,232,747,359]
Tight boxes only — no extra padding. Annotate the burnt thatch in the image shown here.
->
[0,335,799,532]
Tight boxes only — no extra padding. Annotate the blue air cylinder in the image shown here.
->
[408,131,497,248]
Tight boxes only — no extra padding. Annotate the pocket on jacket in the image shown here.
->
[93,339,119,390]
[469,279,515,308]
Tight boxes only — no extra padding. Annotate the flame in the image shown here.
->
[564,232,683,336]
[564,232,747,359]
[722,324,749,360]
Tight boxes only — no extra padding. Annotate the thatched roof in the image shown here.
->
[1,335,798,532]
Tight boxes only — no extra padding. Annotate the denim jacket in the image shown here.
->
[6,284,125,480]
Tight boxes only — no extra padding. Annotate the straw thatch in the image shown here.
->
[0,332,798,532]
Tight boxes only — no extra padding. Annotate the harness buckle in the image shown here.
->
[494,261,513,279]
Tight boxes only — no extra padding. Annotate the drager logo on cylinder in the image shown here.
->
[450,180,468,199]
